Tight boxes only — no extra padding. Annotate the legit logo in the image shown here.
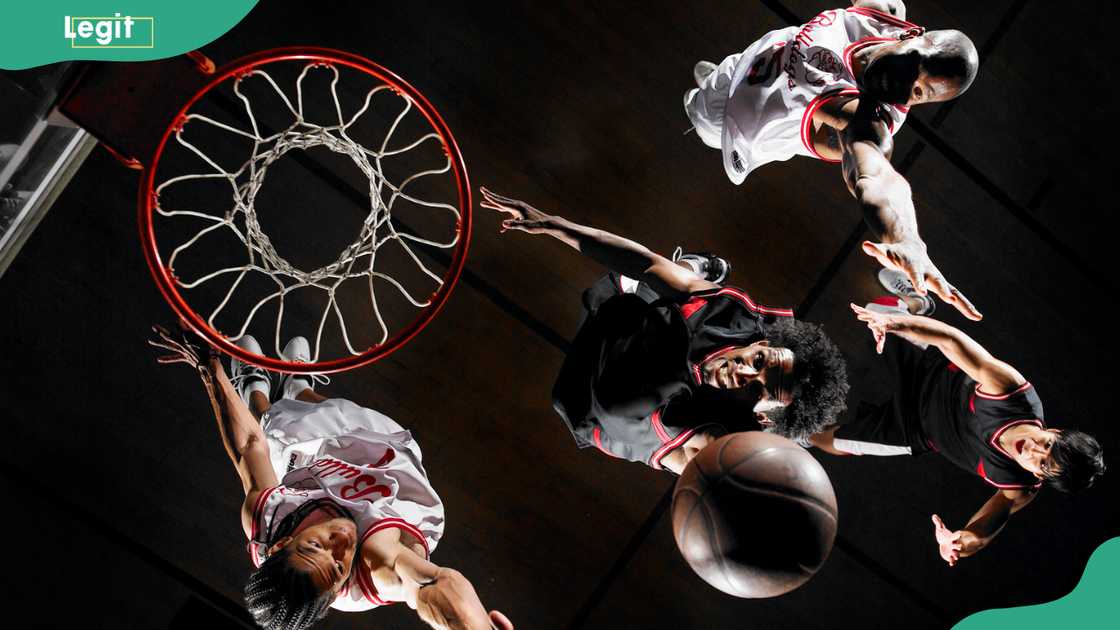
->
[64,14,154,48]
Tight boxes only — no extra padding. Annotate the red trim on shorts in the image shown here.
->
[845,6,922,31]
[975,382,1033,400]
[871,296,902,307]
[651,408,670,443]
[593,426,623,458]
[680,296,708,320]
[716,287,794,317]
[801,88,860,162]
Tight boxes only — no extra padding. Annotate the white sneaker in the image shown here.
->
[693,60,718,87]
[672,247,731,284]
[877,268,935,315]
[229,335,271,406]
[279,336,329,400]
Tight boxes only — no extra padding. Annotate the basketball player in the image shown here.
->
[149,325,513,630]
[685,0,983,322]
[807,295,1105,566]
[481,187,848,474]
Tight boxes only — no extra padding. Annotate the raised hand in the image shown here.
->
[148,323,206,370]
[479,186,552,234]
[849,303,909,354]
[861,240,981,321]
[931,514,964,567]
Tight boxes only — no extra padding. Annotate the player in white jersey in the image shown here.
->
[150,326,514,630]
[685,0,983,323]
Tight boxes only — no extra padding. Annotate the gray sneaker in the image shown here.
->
[693,60,718,87]
[229,335,271,406]
[877,268,935,315]
[278,336,329,400]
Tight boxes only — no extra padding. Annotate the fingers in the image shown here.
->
[479,186,526,212]
[948,285,983,321]
[861,241,890,267]
[931,514,947,532]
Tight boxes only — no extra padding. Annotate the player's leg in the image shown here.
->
[684,52,741,149]
[229,335,272,419]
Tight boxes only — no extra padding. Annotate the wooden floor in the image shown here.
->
[1,1,1115,628]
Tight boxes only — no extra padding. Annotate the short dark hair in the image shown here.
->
[1046,430,1105,493]
[762,319,849,441]
[245,547,334,630]
[923,30,979,95]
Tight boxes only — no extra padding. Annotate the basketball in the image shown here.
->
[671,432,838,598]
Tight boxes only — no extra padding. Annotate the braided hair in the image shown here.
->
[244,500,353,630]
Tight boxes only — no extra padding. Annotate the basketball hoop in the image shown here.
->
[138,47,470,374]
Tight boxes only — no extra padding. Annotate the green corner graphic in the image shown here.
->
[1,1,257,69]
[954,537,1119,629]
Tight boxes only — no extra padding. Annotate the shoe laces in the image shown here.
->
[284,371,331,388]
[230,363,271,390]
[671,246,684,262]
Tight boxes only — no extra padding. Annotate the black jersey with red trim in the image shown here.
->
[552,275,793,470]
[922,376,1045,490]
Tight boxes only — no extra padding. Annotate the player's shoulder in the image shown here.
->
[972,381,1043,417]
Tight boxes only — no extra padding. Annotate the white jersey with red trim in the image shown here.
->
[684,7,922,184]
[247,398,444,612]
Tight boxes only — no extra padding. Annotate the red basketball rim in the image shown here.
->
[138,46,471,374]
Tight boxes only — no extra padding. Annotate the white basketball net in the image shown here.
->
[152,62,462,363]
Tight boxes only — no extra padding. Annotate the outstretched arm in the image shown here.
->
[841,102,981,320]
[480,187,717,299]
[850,305,1024,395]
[149,326,278,535]
[361,530,513,630]
[931,488,1036,565]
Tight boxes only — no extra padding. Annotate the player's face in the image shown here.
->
[1011,427,1062,479]
[700,341,795,404]
[862,47,963,107]
[283,517,359,594]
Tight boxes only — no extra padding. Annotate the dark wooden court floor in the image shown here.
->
[1,1,1115,628]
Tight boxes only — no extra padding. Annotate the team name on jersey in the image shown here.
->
[783,11,842,90]
[306,448,397,502]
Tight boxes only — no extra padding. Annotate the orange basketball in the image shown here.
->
[671,432,838,598]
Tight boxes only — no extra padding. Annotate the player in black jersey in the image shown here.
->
[809,299,1105,565]
[480,187,848,474]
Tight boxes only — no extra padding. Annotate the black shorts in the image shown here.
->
[833,337,938,456]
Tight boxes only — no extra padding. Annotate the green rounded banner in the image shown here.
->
[0,1,257,69]
[955,537,1119,629]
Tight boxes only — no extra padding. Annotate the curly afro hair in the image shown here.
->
[761,318,849,442]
